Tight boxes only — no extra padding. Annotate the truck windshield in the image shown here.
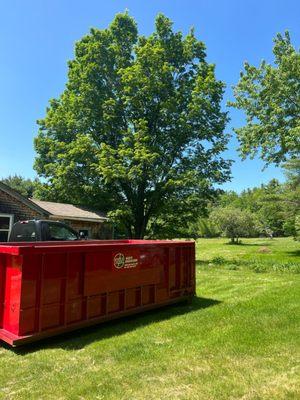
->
[48,223,78,241]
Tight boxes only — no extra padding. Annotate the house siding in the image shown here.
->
[0,190,46,222]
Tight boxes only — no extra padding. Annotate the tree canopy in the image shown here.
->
[2,175,38,198]
[34,13,231,238]
[230,32,300,165]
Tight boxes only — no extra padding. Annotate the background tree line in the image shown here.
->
[188,159,300,242]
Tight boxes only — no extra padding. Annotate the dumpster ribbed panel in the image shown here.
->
[0,240,195,346]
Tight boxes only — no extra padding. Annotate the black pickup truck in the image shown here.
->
[8,220,83,242]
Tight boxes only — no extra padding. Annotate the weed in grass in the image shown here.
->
[249,262,268,273]
[247,259,300,274]
[208,256,241,271]
[224,263,240,271]
[211,256,227,265]
[271,262,300,274]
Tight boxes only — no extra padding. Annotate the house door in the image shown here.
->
[0,214,14,242]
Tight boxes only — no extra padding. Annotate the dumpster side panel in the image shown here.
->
[67,252,85,300]
[19,254,41,335]
[84,248,161,296]
[0,255,5,327]
[0,241,195,346]
[2,255,23,335]
[40,253,68,332]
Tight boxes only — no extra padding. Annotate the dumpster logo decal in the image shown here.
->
[114,253,138,269]
[114,253,125,269]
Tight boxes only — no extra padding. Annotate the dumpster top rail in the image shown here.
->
[0,239,195,255]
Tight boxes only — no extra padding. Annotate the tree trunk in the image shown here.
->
[124,211,147,239]
[132,182,149,239]
[133,214,147,239]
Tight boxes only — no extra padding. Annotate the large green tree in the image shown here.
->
[230,32,300,165]
[35,13,231,238]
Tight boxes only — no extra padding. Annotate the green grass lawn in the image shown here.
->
[196,236,300,273]
[0,238,299,399]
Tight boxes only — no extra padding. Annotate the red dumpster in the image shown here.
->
[0,239,195,346]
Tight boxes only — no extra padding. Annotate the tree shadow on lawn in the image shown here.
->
[10,296,220,355]
[222,242,272,247]
[286,249,300,257]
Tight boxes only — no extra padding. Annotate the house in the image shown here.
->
[0,181,111,241]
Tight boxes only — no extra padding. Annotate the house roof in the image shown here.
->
[0,182,50,216]
[30,199,108,223]
[0,181,107,223]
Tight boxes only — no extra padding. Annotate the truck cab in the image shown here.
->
[8,220,80,242]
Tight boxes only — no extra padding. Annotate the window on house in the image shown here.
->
[0,214,14,242]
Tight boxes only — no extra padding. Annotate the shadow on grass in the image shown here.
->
[223,242,272,247]
[286,249,300,257]
[196,260,209,266]
[8,296,220,355]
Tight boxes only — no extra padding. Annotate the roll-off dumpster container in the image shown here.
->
[0,239,195,346]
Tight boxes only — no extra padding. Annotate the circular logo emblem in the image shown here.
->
[114,253,125,269]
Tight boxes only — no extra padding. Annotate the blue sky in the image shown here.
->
[0,0,299,192]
